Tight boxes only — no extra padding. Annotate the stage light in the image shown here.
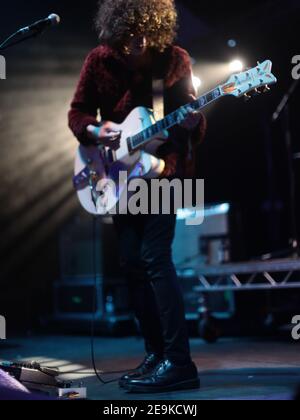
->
[229,59,244,72]
[227,39,237,48]
[192,74,202,92]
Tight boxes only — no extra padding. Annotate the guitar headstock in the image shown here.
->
[220,60,277,99]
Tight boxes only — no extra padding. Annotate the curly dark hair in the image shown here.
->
[95,0,178,52]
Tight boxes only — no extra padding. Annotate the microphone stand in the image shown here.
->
[0,27,46,52]
[262,79,300,260]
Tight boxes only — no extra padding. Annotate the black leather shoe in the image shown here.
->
[123,359,200,393]
[119,353,163,388]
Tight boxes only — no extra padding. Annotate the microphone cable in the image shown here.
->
[0,30,28,52]
[90,216,132,385]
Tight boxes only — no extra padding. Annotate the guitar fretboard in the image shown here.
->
[128,86,222,151]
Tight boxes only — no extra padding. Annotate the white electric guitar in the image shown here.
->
[73,60,277,215]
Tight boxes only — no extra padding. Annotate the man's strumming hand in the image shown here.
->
[87,122,121,150]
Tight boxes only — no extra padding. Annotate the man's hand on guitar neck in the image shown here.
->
[87,122,121,150]
[177,94,203,131]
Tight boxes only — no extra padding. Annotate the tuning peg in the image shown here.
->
[262,85,270,93]
[256,85,270,94]
[244,93,251,101]
[257,85,270,94]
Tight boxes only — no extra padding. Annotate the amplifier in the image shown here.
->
[173,203,231,269]
[59,211,121,280]
[53,276,133,328]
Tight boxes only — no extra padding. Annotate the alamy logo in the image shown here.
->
[0,315,6,340]
[0,55,6,79]
[292,55,300,80]
[291,315,300,341]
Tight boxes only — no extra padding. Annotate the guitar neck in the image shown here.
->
[128,86,223,152]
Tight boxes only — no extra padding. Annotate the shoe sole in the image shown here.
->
[123,378,200,394]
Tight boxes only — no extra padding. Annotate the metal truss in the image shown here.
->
[194,258,300,292]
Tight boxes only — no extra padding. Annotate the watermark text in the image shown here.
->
[94,173,205,226]
[292,55,300,80]
[0,55,6,80]
[292,315,300,340]
[0,315,6,340]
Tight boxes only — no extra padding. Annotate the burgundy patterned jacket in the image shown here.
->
[68,45,206,177]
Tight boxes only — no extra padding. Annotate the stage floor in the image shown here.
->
[1,335,300,400]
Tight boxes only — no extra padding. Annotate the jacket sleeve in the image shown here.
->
[165,47,207,147]
[68,50,101,146]
[159,47,207,177]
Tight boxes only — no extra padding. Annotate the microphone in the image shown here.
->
[18,14,61,35]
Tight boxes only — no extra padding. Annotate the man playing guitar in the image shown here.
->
[69,0,206,394]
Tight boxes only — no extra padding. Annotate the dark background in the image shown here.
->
[0,0,300,329]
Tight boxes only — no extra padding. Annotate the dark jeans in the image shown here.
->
[113,212,191,365]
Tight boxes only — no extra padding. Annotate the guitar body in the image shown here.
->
[74,107,166,215]
[73,60,277,216]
